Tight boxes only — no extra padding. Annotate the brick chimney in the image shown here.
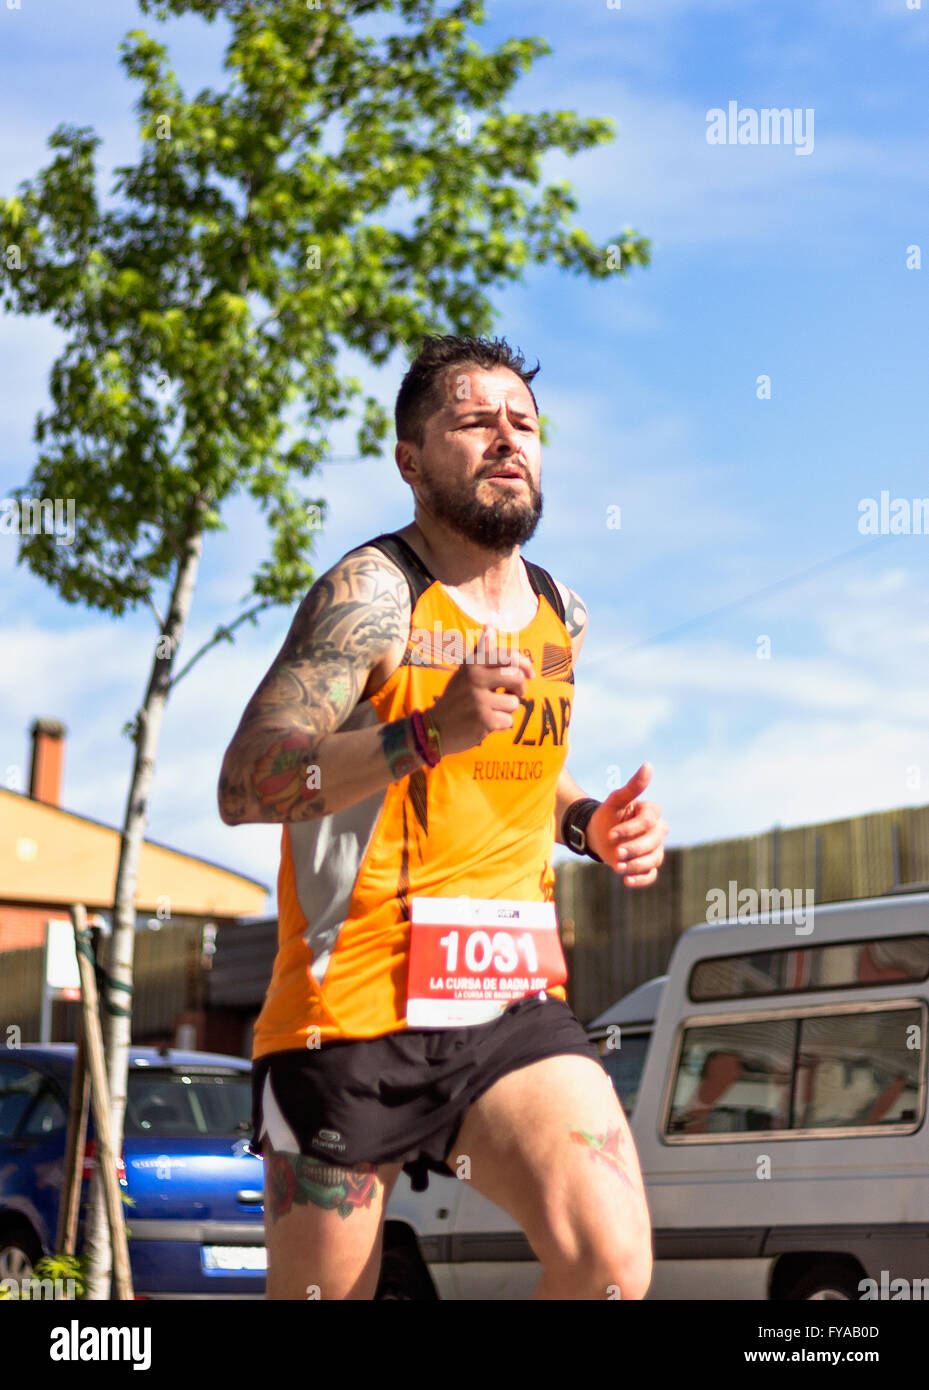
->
[29,718,66,807]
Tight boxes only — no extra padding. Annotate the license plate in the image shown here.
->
[201,1245,266,1272]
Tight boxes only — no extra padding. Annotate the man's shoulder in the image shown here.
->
[340,534,405,570]
[551,577,587,641]
[291,542,412,643]
[320,537,410,593]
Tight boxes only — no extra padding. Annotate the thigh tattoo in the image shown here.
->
[265,1146,379,1223]
[568,1124,638,1193]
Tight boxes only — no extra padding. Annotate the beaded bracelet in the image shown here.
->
[422,706,443,762]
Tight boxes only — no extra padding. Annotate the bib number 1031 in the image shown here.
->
[406,897,567,1027]
[439,929,539,975]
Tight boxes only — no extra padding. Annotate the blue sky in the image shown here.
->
[2,0,928,912]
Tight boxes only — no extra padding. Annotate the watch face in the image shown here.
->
[568,826,586,852]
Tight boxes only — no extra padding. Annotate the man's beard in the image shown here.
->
[419,468,543,552]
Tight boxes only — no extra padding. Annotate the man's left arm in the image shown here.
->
[554,580,669,888]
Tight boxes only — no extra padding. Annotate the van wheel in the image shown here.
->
[786,1262,861,1301]
[375,1234,437,1300]
[0,1224,43,1282]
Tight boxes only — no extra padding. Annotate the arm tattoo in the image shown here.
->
[568,1124,638,1193]
[266,1148,379,1223]
[562,587,588,640]
[380,717,421,781]
[219,549,410,822]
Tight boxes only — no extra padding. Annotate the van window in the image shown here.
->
[665,1005,924,1139]
[794,1009,921,1128]
[689,935,929,1003]
[596,1032,651,1118]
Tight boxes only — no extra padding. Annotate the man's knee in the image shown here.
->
[593,1243,653,1301]
[534,1209,653,1300]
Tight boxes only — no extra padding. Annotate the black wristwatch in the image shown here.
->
[562,798,603,862]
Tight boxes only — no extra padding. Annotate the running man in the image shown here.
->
[218,334,669,1300]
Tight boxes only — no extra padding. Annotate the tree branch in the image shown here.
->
[146,596,166,631]
[168,598,275,690]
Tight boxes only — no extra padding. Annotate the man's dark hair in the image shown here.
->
[394,334,540,445]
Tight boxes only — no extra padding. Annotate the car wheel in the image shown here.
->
[375,1238,437,1300]
[0,1225,44,1282]
[786,1261,862,1301]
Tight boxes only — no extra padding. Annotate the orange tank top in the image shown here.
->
[251,531,575,1057]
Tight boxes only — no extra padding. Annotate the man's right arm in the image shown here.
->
[217,546,420,825]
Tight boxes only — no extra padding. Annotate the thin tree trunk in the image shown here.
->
[82,496,208,1299]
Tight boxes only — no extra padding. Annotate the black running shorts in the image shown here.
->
[248,992,599,1193]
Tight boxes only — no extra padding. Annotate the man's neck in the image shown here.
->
[397,517,536,628]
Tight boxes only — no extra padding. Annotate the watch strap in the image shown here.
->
[562,798,603,863]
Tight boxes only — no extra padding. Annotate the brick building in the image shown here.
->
[0,718,269,1051]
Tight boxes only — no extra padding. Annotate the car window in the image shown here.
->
[21,1087,69,1138]
[0,1061,45,1139]
[125,1071,252,1137]
[596,1032,651,1118]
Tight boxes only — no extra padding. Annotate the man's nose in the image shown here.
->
[488,415,520,449]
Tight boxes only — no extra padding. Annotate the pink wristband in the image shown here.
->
[410,708,439,767]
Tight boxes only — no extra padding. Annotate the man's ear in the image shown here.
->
[395,438,418,485]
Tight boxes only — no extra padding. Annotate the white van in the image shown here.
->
[634,888,929,1300]
[380,889,929,1300]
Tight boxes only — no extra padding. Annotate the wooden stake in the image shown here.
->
[70,903,134,1300]
[56,1013,90,1258]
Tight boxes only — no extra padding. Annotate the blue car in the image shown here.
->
[0,1045,266,1299]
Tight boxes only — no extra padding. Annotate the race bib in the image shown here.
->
[405,897,568,1027]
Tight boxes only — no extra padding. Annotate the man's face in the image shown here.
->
[404,366,543,552]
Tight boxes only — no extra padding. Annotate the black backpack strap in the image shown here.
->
[350,535,567,634]
[522,558,566,624]
[351,531,436,608]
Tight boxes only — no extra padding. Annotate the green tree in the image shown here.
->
[0,0,649,1299]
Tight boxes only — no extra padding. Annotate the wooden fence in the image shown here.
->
[555,801,929,1024]
[0,918,205,1044]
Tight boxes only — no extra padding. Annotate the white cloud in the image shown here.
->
[561,560,929,846]
[535,400,751,569]
[584,639,878,712]
[669,716,929,845]
[512,67,927,254]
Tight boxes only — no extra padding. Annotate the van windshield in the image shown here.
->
[596,1032,651,1117]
